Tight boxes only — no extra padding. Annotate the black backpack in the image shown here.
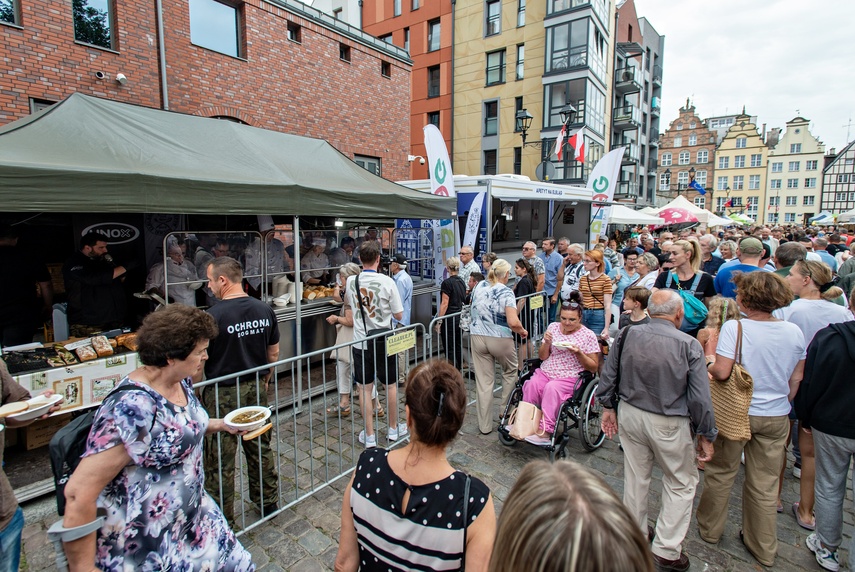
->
[49,385,149,515]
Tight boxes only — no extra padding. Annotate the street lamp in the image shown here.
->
[515,109,535,147]
[663,168,671,193]
[516,103,577,151]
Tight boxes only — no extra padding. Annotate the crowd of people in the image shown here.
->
[3,220,855,571]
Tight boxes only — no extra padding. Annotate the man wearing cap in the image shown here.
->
[714,237,765,298]
[301,237,330,285]
[391,254,413,385]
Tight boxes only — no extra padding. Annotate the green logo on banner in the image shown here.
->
[434,159,447,184]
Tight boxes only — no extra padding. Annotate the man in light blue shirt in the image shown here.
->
[538,237,564,322]
[814,237,838,272]
[391,254,413,384]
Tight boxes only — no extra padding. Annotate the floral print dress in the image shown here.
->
[83,377,254,572]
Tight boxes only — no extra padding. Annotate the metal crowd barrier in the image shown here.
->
[196,323,428,535]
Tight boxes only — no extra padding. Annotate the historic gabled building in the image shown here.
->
[766,117,825,226]
[657,100,716,210]
[822,141,855,214]
[712,113,769,222]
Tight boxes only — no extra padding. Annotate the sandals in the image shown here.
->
[327,404,351,416]
[376,405,386,418]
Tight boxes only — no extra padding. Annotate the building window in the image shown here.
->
[404,28,410,52]
[1,0,19,24]
[694,196,705,209]
[673,136,682,147]
[690,121,696,129]
[287,21,301,43]
[516,44,524,80]
[749,174,760,190]
[677,171,689,188]
[733,175,744,190]
[517,0,525,26]
[545,19,588,73]
[716,176,728,191]
[806,160,818,170]
[734,155,745,168]
[74,0,115,49]
[768,213,779,223]
[660,152,672,166]
[785,196,797,206]
[486,0,501,36]
[718,156,729,169]
[678,151,689,165]
[394,0,401,16]
[695,171,707,188]
[787,178,798,189]
[676,123,683,131]
[836,192,847,201]
[771,162,782,173]
[381,61,391,77]
[428,19,441,52]
[514,97,523,132]
[513,147,522,175]
[838,174,851,183]
[427,65,440,97]
[785,213,796,223]
[769,196,779,206]
[659,172,670,191]
[790,143,802,153]
[747,197,758,213]
[427,111,440,128]
[354,155,381,175]
[29,98,56,113]
[716,197,727,211]
[379,33,393,43]
[697,150,708,164]
[750,153,762,167]
[805,177,817,188]
[484,150,497,175]
[770,179,781,189]
[804,195,815,206]
[484,101,498,136]
[486,49,506,85]
[339,43,351,62]
[788,161,800,171]
[412,0,419,9]
[735,137,747,148]
[689,134,697,146]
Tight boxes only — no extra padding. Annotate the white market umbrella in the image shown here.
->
[656,195,716,224]
[836,209,855,224]
[607,204,665,225]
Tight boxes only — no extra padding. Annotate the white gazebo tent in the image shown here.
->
[836,209,855,224]
[607,204,665,226]
[650,195,733,227]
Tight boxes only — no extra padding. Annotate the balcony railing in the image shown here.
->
[613,143,639,164]
[615,181,640,198]
[648,128,660,146]
[650,102,661,117]
[613,104,640,130]
[615,66,641,94]
[652,64,663,85]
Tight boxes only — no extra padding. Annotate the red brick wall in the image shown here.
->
[0,0,411,181]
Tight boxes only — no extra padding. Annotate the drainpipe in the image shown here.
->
[156,0,169,110]
[449,0,455,159]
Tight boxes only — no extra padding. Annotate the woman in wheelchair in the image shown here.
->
[522,293,600,445]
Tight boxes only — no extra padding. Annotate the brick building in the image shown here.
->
[1,0,413,180]
[657,100,716,210]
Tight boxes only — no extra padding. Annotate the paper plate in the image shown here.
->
[7,394,64,422]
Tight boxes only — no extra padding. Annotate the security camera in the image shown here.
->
[419,157,426,165]
[94,71,106,79]
[116,73,127,85]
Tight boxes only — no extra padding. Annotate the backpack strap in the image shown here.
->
[666,272,674,288]
[688,272,703,295]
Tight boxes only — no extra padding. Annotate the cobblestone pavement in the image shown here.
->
[19,390,853,571]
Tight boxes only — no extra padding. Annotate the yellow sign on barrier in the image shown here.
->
[529,295,544,310]
[386,329,416,356]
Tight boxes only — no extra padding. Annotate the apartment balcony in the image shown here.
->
[650,100,661,117]
[614,66,641,95]
[612,143,639,165]
[652,64,663,85]
[612,104,640,131]
[647,157,658,171]
[649,128,660,146]
[615,181,640,199]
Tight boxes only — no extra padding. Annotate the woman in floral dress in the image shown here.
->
[62,305,255,571]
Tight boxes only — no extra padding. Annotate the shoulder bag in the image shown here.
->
[355,273,391,356]
[667,272,709,327]
[329,303,353,363]
[709,320,753,441]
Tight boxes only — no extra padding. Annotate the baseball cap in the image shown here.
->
[739,237,764,255]
[393,254,408,265]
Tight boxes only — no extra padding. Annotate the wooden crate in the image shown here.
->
[22,413,71,451]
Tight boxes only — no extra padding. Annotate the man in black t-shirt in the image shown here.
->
[199,257,280,525]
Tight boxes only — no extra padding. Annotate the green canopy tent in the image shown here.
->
[0,93,454,219]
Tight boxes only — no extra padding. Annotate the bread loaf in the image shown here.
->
[115,333,139,352]
[76,345,97,361]
[91,336,114,357]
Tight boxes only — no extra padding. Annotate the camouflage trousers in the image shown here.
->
[201,382,279,526]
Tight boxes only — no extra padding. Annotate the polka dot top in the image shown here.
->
[349,448,490,572]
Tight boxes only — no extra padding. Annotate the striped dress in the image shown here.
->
[349,449,490,571]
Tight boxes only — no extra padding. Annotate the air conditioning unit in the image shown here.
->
[621,69,635,82]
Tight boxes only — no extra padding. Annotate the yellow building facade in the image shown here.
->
[712,115,768,222]
[766,117,825,226]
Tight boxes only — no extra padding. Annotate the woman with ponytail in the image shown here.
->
[336,360,496,572]
[653,238,716,336]
[775,259,853,532]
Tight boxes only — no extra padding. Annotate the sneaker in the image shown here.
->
[358,430,376,448]
[806,533,840,571]
[387,423,409,442]
[793,462,802,479]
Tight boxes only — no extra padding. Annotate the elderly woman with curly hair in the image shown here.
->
[62,305,254,572]
[698,272,806,568]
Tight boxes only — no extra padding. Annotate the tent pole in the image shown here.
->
[293,216,303,412]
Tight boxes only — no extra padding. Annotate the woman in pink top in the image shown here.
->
[521,293,600,445]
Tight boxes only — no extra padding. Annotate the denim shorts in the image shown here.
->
[582,308,605,334]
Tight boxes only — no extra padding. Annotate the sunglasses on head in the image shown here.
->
[562,301,581,308]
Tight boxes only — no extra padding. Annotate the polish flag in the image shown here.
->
[555,124,567,161]
[568,127,585,163]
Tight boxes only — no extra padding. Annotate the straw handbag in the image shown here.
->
[509,402,543,440]
[710,321,753,441]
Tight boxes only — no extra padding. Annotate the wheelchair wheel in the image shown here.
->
[498,429,516,447]
[578,380,606,451]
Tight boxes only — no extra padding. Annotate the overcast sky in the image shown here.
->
[635,0,855,152]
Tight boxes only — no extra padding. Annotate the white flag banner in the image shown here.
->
[462,192,485,249]
[423,125,459,285]
[587,147,625,247]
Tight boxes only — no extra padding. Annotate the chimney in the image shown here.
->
[829,148,836,156]
[761,123,766,142]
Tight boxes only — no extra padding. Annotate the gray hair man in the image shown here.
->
[522,241,546,292]
[556,243,586,302]
[458,245,480,287]
[597,289,717,572]
[699,234,724,276]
